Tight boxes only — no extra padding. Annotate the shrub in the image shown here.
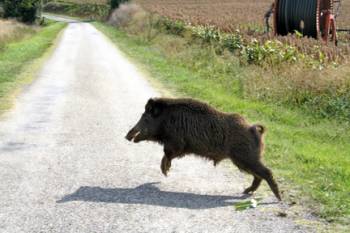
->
[220,33,243,53]
[192,25,220,43]
[162,18,185,36]
[108,3,142,27]
[3,0,39,23]
[43,2,109,20]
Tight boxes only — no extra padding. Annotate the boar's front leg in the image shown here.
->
[160,142,184,176]
[161,155,171,176]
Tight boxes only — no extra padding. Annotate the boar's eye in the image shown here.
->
[145,99,163,117]
[151,106,162,117]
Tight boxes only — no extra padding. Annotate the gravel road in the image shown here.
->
[0,21,314,233]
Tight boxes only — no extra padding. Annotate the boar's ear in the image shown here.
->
[146,98,163,117]
[145,98,155,112]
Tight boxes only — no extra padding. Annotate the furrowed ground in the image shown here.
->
[136,0,350,31]
[337,0,350,29]
[136,0,273,31]
[59,0,350,32]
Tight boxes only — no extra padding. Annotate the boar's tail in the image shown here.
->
[252,124,266,135]
[250,124,266,144]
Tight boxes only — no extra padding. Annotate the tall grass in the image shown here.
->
[0,19,36,51]
[0,21,66,112]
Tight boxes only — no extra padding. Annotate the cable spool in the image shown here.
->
[273,0,337,43]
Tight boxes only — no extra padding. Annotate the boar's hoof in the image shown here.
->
[243,188,254,195]
[161,156,171,176]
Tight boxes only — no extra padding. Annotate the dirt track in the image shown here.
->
[0,20,314,232]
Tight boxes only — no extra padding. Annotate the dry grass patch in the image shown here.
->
[0,19,36,50]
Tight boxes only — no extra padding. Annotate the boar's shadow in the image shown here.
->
[57,182,250,209]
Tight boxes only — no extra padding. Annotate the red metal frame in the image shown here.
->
[321,10,337,44]
[273,0,278,36]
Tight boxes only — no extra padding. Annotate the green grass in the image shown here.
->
[94,22,350,227]
[0,21,66,112]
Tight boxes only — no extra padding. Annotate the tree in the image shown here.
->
[3,0,40,23]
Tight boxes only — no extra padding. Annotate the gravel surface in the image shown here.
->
[0,21,314,233]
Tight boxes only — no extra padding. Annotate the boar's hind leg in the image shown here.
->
[252,162,281,201]
[243,176,262,194]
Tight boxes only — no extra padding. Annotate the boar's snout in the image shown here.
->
[125,124,149,143]
[125,127,141,142]
[125,128,137,141]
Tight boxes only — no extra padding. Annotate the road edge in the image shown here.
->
[0,23,67,117]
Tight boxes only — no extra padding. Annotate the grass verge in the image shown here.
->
[0,19,37,51]
[0,22,66,113]
[94,22,350,228]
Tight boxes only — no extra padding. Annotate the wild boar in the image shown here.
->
[125,98,281,200]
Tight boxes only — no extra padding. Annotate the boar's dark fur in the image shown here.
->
[126,98,281,200]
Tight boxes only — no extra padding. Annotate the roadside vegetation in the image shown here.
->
[94,2,350,227]
[42,0,129,20]
[0,19,37,50]
[0,20,66,111]
[1,0,40,23]
[108,3,350,122]
[43,1,109,19]
[42,0,130,19]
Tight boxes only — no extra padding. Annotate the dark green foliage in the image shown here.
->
[220,34,243,53]
[3,0,20,18]
[110,0,129,10]
[3,0,39,23]
[43,2,109,20]
[0,0,5,17]
[162,18,186,36]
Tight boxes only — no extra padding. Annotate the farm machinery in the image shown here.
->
[267,0,344,44]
